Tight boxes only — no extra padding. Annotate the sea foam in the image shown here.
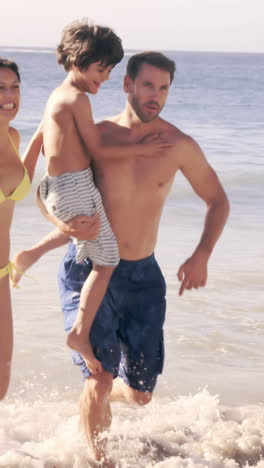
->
[1,389,264,467]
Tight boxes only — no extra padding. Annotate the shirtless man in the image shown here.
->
[14,52,229,465]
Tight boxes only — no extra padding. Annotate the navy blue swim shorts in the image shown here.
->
[58,243,166,393]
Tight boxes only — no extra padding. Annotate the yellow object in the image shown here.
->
[0,261,30,288]
[0,134,31,203]
[0,261,17,285]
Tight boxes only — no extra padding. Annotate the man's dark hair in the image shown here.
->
[0,58,20,82]
[57,19,124,71]
[126,51,176,83]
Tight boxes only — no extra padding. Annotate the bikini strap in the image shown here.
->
[0,261,23,287]
[0,262,11,280]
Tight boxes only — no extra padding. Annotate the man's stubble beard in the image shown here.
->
[130,95,163,123]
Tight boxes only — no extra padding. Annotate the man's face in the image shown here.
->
[125,64,171,122]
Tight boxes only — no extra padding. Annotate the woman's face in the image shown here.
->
[0,67,20,124]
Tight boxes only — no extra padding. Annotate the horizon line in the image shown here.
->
[0,45,263,55]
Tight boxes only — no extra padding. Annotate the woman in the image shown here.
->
[0,58,34,399]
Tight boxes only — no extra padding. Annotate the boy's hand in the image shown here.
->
[140,132,160,143]
[140,132,174,157]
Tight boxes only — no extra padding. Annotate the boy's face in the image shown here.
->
[78,62,113,94]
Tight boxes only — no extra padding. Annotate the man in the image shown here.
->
[15,52,229,466]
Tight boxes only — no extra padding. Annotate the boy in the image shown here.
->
[39,20,168,373]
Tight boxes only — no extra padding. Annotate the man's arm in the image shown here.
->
[177,136,230,296]
[35,186,100,241]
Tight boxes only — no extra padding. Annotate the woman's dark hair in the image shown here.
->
[0,58,20,82]
[57,19,124,71]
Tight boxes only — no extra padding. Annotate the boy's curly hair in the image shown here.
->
[57,19,124,71]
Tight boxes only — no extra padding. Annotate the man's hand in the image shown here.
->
[177,249,209,296]
[61,213,100,240]
[36,185,100,241]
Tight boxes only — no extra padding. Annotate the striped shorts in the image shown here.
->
[39,168,119,266]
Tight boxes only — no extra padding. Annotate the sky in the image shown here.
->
[0,0,263,53]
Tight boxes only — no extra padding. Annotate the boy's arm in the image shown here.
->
[73,94,171,160]
[22,121,43,181]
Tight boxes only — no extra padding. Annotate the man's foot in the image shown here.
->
[11,250,36,285]
[90,457,116,468]
[98,458,116,468]
[67,330,103,374]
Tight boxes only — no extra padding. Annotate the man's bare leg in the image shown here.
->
[12,228,69,285]
[79,372,152,466]
[67,265,115,374]
[80,371,114,466]
[110,377,152,406]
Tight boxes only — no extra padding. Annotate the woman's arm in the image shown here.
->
[22,121,43,181]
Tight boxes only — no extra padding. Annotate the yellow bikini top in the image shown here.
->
[0,134,31,204]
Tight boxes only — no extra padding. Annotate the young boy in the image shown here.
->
[38,20,167,373]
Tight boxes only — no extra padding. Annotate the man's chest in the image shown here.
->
[133,153,177,189]
[94,156,177,209]
[98,126,180,190]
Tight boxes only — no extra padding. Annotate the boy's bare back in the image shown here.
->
[43,81,92,176]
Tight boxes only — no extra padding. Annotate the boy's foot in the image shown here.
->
[11,250,36,285]
[67,330,103,374]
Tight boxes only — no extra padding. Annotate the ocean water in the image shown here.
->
[0,47,263,467]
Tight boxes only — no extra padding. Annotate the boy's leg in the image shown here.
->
[67,264,115,374]
[12,228,69,284]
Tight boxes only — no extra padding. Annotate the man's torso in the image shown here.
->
[93,117,184,260]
